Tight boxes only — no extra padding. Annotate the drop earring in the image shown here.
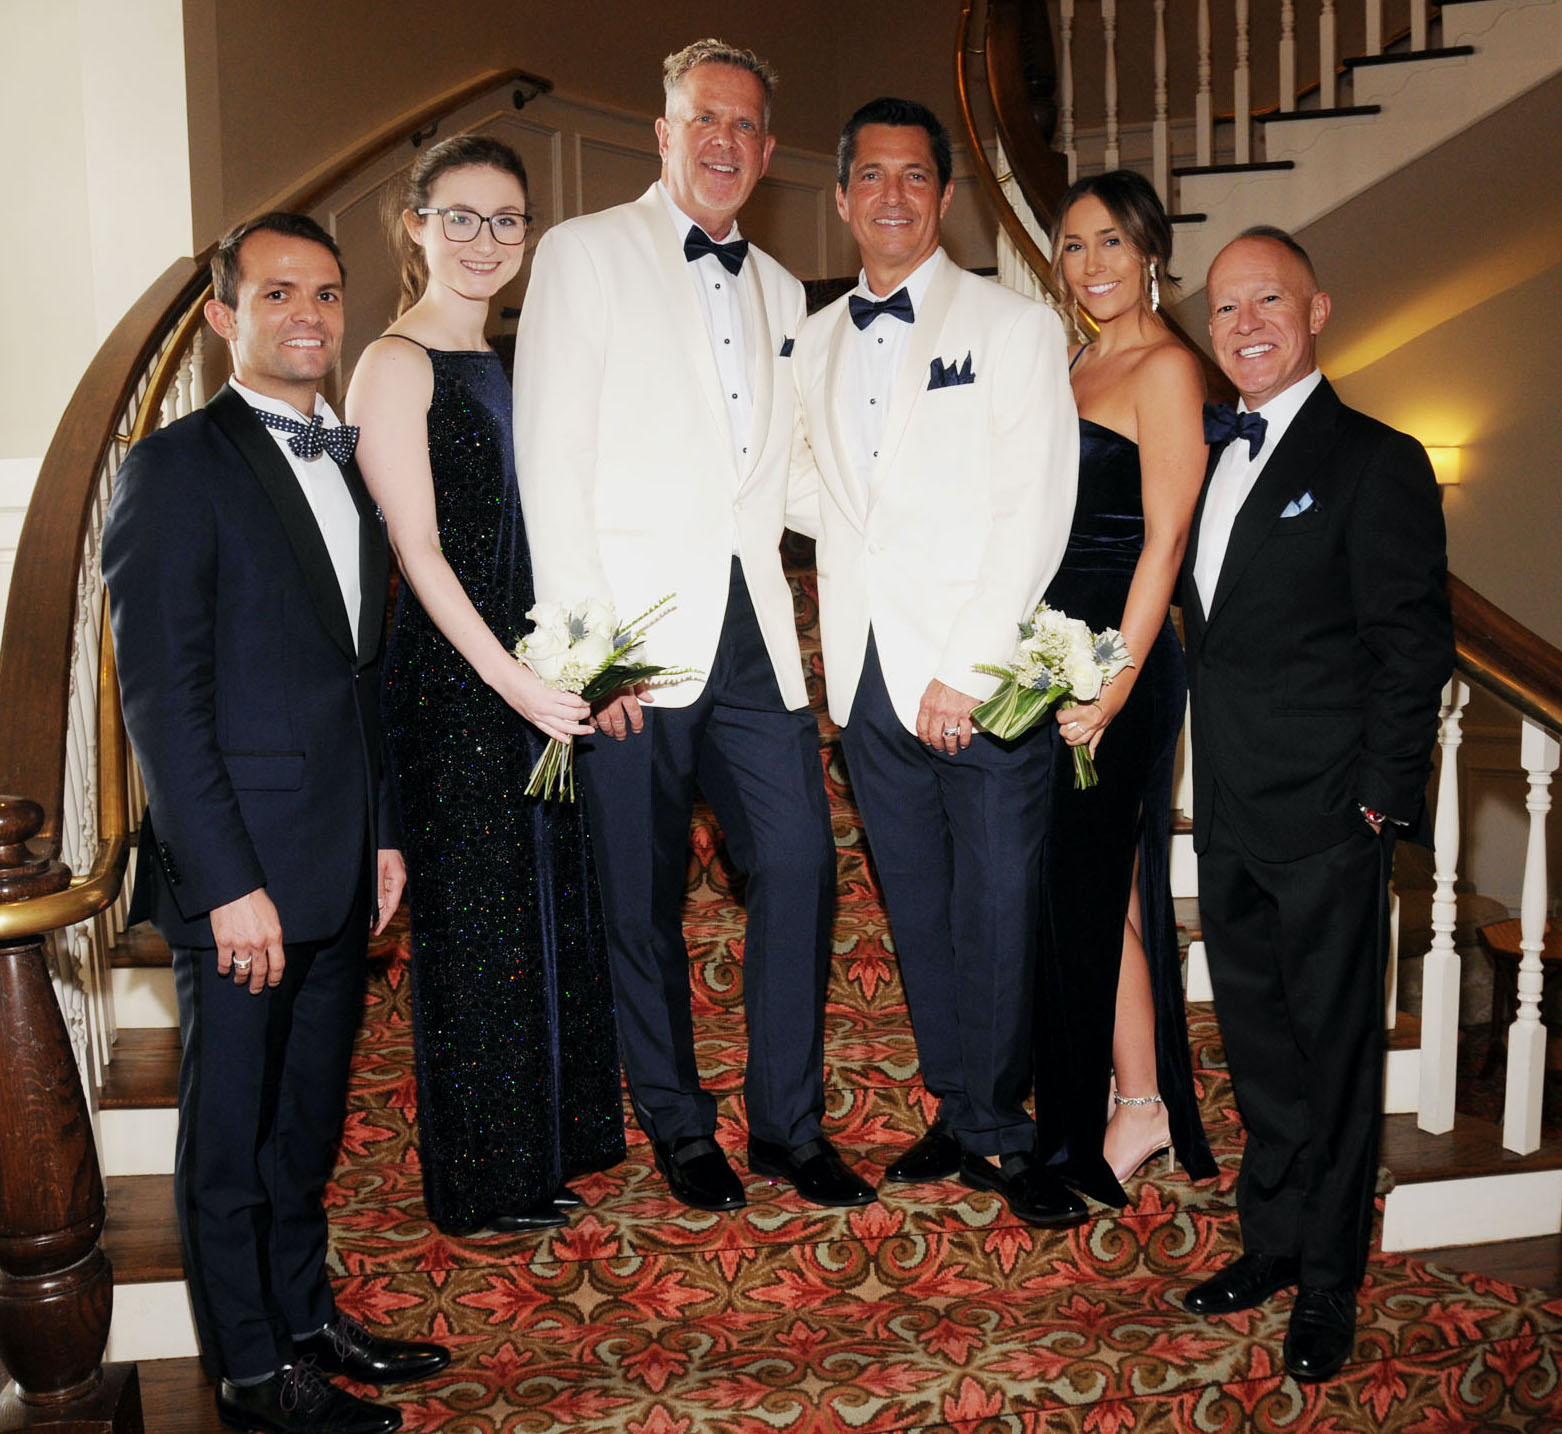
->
[1149,260,1160,313]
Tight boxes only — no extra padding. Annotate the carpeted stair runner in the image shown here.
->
[328,554,1562,1433]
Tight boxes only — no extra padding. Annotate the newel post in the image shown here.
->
[0,796,140,1431]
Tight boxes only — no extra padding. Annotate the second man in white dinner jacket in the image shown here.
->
[514,39,871,1214]
[790,98,1081,1226]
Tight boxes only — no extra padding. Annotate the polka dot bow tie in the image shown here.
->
[254,408,359,465]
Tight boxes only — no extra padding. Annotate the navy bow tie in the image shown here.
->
[684,226,749,275]
[254,408,359,465]
[1203,401,1268,459]
[849,287,915,330]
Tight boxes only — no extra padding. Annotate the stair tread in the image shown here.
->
[138,1357,223,1434]
[1345,44,1476,69]
[101,1027,181,1109]
[1173,160,1297,177]
[1258,104,1383,123]
[110,924,172,969]
[104,1174,182,1282]
[1382,1110,1562,1184]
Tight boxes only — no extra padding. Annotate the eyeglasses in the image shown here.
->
[415,206,532,245]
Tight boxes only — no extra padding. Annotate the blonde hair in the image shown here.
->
[662,38,777,126]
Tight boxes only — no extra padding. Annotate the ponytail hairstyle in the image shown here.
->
[387,134,529,315]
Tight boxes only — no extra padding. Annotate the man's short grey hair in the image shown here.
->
[662,38,777,127]
[1236,224,1318,287]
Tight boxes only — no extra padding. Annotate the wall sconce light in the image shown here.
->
[1426,446,1461,486]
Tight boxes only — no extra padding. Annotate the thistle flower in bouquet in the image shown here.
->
[514,594,692,800]
[971,602,1133,788]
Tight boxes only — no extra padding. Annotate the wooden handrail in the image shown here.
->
[1451,576,1562,737]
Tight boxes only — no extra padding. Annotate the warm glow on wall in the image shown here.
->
[1426,447,1462,487]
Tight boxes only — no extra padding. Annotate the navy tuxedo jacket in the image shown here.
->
[1181,377,1453,863]
[103,383,397,948]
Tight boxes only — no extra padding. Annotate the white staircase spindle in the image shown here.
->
[1419,678,1468,1134]
[1364,0,1383,56]
[1385,886,1400,1030]
[1152,0,1169,201]
[1504,721,1559,1154]
[1280,2,1298,112]
[1196,0,1213,166]
[1102,0,1121,171]
[190,328,209,408]
[1319,1,1338,110]
[1411,0,1429,51]
[175,350,195,419]
[1233,0,1252,165]
[1059,0,1077,183]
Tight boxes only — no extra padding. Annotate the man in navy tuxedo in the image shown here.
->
[1180,227,1452,1382]
[104,213,447,1434]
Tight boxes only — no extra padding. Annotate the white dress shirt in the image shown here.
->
[230,378,362,650]
[1193,367,1323,613]
[840,249,943,491]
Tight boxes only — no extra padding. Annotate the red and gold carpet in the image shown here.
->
[336,558,1562,1432]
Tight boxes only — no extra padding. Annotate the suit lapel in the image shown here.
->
[207,383,358,660]
[871,253,958,484]
[737,257,774,492]
[1206,379,1343,626]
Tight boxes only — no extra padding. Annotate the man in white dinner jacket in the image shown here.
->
[790,97,1082,1226]
[514,39,870,1213]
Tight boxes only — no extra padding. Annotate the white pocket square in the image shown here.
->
[1280,491,1315,519]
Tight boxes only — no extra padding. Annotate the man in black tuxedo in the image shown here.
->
[103,213,448,1434]
[1180,227,1452,1381]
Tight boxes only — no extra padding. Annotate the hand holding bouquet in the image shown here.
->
[971,602,1133,788]
[514,594,691,800]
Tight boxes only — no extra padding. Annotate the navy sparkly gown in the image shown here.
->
[380,341,624,1233]
[1034,417,1217,1206]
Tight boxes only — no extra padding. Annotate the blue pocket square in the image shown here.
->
[1280,491,1316,519]
[779,336,795,357]
[928,353,976,389]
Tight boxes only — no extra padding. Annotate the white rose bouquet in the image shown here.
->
[514,594,690,800]
[971,601,1134,789]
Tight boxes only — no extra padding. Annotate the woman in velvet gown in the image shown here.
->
[347,136,623,1235]
[1034,172,1218,1206]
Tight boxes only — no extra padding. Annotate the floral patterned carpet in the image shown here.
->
[335,552,1562,1433]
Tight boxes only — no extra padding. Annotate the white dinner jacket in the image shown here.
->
[513,185,810,709]
[790,250,1079,732]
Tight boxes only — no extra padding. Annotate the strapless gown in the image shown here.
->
[1034,417,1217,1205]
[381,344,624,1232]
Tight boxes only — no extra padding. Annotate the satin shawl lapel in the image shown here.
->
[871,255,959,485]
[822,303,870,526]
[342,456,388,666]
[1206,379,1343,628]
[636,186,728,439]
[737,256,774,493]
[207,383,357,661]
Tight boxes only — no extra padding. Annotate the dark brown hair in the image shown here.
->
[836,97,952,192]
[387,134,529,315]
[1049,169,1177,313]
[210,211,344,309]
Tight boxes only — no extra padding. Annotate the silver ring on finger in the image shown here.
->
[233,958,252,973]
[943,726,960,737]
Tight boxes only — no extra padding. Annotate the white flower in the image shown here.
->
[1063,652,1103,701]
[571,630,614,675]
[525,600,571,635]
[577,597,617,640]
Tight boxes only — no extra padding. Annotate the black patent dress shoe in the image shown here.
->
[748,1136,876,1207]
[1284,1285,1357,1382]
[1183,1252,1302,1316]
[884,1123,962,1184]
[651,1135,746,1211]
[294,1312,451,1386]
[216,1359,401,1433]
[487,1200,569,1233]
[958,1152,1088,1228]
[552,1182,584,1208]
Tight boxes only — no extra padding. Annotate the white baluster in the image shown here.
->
[1419,677,1468,1133]
[1102,0,1121,171]
[1411,0,1428,51]
[1319,1,1338,109]
[175,349,195,419]
[1234,0,1252,165]
[1280,2,1297,112]
[1364,0,1383,56]
[1504,720,1559,1154]
[1385,885,1400,1030]
[1196,0,1213,166]
[1062,0,1074,185]
[1152,0,1170,201]
[191,327,209,409]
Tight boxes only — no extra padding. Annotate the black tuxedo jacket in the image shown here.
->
[1182,377,1452,863]
[103,383,397,948]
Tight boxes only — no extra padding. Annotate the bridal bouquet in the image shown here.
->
[514,594,689,800]
[971,602,1134,789]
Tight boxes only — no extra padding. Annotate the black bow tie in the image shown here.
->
[254,408,359,465]
[1203,402,1268,459]
[849,287,915,330]
[684,226,749,276]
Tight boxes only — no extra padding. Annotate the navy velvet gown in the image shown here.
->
[381,343,624,1233]
[1034,417,1217,1206]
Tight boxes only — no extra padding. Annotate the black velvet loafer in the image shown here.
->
[884,1122,963,1184]
[1183,1252,1302,1316]
[293,1313,450,1386]
[651,1135,746,1211]
[216,1360,401,1433]
[1284,1285,1357,1382]
[487,1201,568,1233]
[748,1136,876,1207]
[957,1152,1088,1228]
[552,1182,584,1208]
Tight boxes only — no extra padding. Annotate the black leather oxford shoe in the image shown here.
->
[651,1135,746,1211]
[551,1182,584,1208]
[1183,1252,1302,1317]
[1283,1285,1357,1382]
[748,1136,876,1207]
[293,1313,450,1386]
[487,1201,568,1233]
[884,1122,962,1184]
[958,1152,1088,1228]
[215,1360,401,1433]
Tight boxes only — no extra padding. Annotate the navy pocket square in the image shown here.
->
[779,336,795,357]
[928,353,975,389]
[1280,491,1316,519]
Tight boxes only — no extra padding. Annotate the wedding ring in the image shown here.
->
[943,726,960,737]
[233,957,252,972]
